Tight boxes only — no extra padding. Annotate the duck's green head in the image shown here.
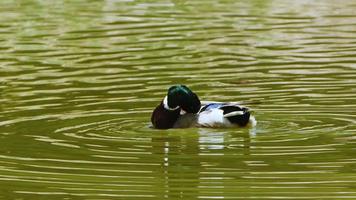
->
[167,85,201,113]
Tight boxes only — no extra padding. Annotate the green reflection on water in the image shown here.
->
[0,0,356,199]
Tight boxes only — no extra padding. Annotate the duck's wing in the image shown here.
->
[198,102,251,127]
[219,105,246,117]
[219,104,250,126]
[200,102,248,112]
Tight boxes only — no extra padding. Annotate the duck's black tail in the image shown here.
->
[221,106,250,126]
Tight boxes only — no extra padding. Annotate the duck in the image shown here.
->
[151,85,255,129]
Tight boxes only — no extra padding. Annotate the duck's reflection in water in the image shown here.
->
[151,128,253,198]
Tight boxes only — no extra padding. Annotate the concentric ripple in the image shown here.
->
[1,0,356,199]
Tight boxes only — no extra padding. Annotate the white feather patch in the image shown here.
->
[223,111,244,117]
[163,96,179,111]
[197,109,231,127]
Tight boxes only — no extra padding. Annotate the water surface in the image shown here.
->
[1,0,356,199]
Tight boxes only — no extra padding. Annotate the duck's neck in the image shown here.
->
[151,99,181,129]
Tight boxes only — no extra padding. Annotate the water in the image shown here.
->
[1,0,356,199]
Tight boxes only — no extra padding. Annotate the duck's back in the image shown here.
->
[198,103,250,127]
[173,102,252,128]
[198,107,231,127]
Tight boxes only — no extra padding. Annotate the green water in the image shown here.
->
[1,0,356,199]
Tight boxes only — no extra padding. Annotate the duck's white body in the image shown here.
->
[198,108,235,127]
[173,101,256,128]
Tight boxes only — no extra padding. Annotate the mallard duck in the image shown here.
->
[151,85,255,129]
